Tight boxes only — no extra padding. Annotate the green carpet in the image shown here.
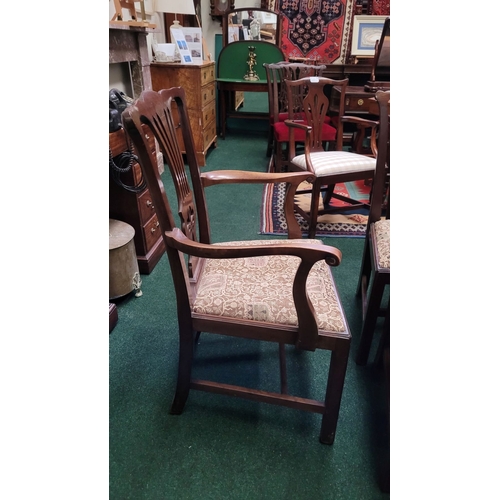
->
[109,120,390,499]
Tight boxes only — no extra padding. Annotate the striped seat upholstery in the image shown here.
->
[291,151,376,176]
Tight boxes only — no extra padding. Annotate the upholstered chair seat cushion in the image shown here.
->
[373,219,390,269]
[192,239,347,334]
[273,121,337,143]
[277,112,332,125]
[291,151,376,177]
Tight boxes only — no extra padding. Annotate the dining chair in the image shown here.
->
[285,76,379,239]
[263,62,335,172]
[355,90,390,366]
[121,86,352,445]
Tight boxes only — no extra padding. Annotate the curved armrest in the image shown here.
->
[166,228,341,266]
[165,227,343,350]
[201,170,312,187]
[341,116,378,128]
[284,119,311,133]
[341,116,379,156]
[201,170,315,239]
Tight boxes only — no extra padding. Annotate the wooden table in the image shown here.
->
[217,79,269,139]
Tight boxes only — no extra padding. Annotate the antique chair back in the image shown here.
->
[263,62,332,171]
[121,87,352,445]
[284,76,378,238]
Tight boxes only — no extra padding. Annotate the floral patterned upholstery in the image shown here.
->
[373,220,390,269]
[192,239,347,334]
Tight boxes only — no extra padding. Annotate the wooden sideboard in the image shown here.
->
[109,128,164,274]
[150,61,217,167]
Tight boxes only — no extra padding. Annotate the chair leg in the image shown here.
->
[374,301,390,368]
[273,142,281,173]
[307,181,322,239]
[170,326,195,415]
[356,274,386,366]
[266,126,273,157]
[322,184,335,207]
[356,238,372,298]
[319,340,350,445]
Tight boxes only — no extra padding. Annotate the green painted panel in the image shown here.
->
[217,41,285,81]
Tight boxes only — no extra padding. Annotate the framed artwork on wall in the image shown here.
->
[351,15,387,56]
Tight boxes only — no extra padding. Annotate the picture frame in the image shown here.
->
[170,27,194,64]
[181,27,204,64]
[351,15,388,56]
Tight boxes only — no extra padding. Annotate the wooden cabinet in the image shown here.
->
[109,128,164,274]
[150,61,217,167]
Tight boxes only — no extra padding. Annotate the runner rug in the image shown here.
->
[260,180,370,238]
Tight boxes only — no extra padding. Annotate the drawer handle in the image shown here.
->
[146,200,154,209]
[151,221,160,233]
[357,99,364,106]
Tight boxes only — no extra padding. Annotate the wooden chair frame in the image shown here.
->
[355,91,390,365]
[285,77,379,239]
[263,62,331,171]
[122,87,352,445]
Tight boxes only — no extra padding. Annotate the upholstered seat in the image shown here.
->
[195,239,346,332]
[373,219,390,270]
[290,150,376,176]
[272,121,337,144]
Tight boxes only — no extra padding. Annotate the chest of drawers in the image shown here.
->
[151,61,217,167]
[109,127,164,274]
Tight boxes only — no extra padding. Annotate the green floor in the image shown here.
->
[109,115,389,499]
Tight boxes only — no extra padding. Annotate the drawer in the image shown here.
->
[201,82,216,107]
[138,189,156,224]
[143,213,161,253]
[344,95,372,113]
[200,64,215,85]
[203,120,217,150]
[200,102,216,129]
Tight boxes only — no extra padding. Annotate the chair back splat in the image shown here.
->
[263,62,330,171]
[122,87,352,445]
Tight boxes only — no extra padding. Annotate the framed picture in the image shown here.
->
[170,27,194,64]
[351,15,388,56]
[182,27,204,64]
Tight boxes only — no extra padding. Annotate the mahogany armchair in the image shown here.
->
[355,91,390,365]
[284,76,379,239]
[122,87,352,445]
[263,62,336,172]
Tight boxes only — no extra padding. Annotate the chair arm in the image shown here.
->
[283,119,311,132]
[201,170,312,187]
[201,170,315,239]
[340,116,379,155]
[341,116,378,128]
[165,228,341,266]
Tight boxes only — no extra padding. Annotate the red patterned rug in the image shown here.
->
[268,0,355,64]
[260,179,371,237]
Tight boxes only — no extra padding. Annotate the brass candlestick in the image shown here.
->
[244,46,259,81]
